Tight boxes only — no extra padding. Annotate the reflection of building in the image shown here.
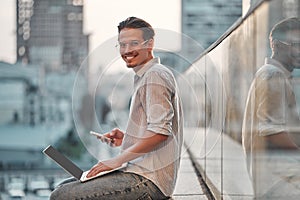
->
[16,0,88,72]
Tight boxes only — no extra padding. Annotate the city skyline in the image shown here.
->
[0,0,181,64]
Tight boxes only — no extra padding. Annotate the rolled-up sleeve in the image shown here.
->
[257,71,287,136]
[139,71,174,135]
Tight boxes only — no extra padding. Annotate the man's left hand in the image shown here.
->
[86,159,122,178]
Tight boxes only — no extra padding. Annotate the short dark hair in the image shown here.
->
[118,17,155,40]
[269,17,300,41]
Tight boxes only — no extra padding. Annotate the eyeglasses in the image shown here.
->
[277,39,300,48]
[115,40,149,50]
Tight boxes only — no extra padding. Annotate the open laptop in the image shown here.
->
[43,145,127,182]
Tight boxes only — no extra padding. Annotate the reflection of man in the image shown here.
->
[50,17,183,199]
[242,17,300,198]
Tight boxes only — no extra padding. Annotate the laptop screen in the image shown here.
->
[43,145,83,180]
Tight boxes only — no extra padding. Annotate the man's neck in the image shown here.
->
[133,55,154,73]
[271,55,293,72]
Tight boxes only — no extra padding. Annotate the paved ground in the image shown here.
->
[181,128,300,199]
[173,146,211,200]
[183,127,254,200]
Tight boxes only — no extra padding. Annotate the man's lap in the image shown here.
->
[50,171,167,200]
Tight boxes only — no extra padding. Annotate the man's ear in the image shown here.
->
[271,39,278,48]
[148,38,154,48]
[271,39,282,51]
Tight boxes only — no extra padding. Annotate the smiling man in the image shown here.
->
[50,17,183,200]
[118,27,153,69]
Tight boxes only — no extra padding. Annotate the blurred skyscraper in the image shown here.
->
[16,0,88,72]
[158,0,242,72]
[181,0,242,61]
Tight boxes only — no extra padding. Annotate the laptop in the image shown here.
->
[43,145,127,182]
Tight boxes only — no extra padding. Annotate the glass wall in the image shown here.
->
[179,0,300,199]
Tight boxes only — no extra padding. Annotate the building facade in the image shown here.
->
[16,0,88,72]
[181,0,242,61]
[163,0,242,72]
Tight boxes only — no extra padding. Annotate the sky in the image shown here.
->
[0,0,181,64]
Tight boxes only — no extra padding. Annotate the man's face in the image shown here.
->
[279,29,300,69]
[287,30,300,69]
[118,28,153,69]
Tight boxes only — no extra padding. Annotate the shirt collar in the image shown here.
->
[265,57,292,78]
[135,57,160,78]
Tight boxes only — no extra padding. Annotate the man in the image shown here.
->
[50,17,183,200]
[242,17,300,198]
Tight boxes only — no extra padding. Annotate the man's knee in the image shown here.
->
[50,187,66,200]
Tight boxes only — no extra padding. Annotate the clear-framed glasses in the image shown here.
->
[115,40,149,50]
[277,39,300,48]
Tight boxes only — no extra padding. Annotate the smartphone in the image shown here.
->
[90,131,112,143]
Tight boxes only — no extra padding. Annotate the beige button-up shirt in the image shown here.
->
[122,57,183,196]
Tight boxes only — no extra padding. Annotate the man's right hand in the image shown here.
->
[104,128,124,147]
